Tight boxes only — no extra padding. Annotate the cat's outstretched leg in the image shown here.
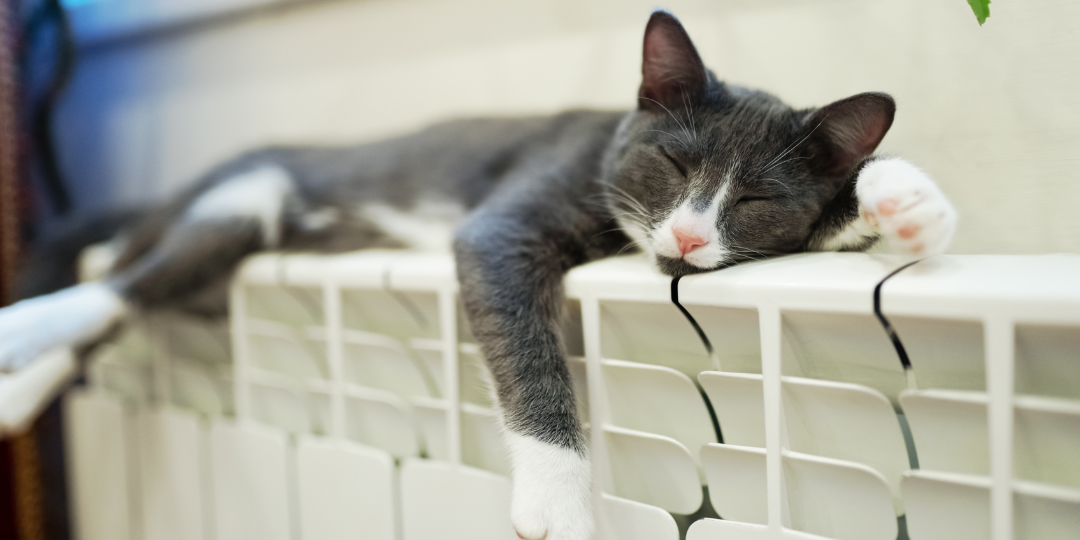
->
[0,282,126,372]
[809,157,957,255]
[0,164,294,372]
[505,431,592,540]
[454,184,620,540]
[856,158,957,255]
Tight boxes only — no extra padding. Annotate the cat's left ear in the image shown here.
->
[639,10,707,111]
[806,92,896,176]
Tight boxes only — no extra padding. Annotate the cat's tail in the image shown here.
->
[16,208,142,300]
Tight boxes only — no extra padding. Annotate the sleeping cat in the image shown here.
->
[0,10,955,540]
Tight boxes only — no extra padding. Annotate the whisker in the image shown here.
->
[618,241,645,256]
[730,253,765,262]
[604,184,652,216]
[588,196,642,221]
[610,211,649,222]
[604,193,650,218]
[726,248,771,262]
[760,156,809,175]
[638,96,694,145]
[758,178,793,197]
[592,186,643,209]
[758,117,827,174]
[681,87,697,142]
[610,217,649,232]
[592,224,650,256]
[638,129,688,150]
[729,244,786,258]
[595,226,642,238]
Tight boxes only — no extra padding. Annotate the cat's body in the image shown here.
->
[92,110,628,316]
[0,12,956,540]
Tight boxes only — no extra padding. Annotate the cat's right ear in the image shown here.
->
[805,93,896,177]
[639,11,707,112]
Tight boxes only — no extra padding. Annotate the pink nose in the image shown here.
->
[673,227,707,256]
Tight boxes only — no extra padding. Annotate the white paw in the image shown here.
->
[856,158,957,256]
[0,283,126,373]
[506,432,594,540]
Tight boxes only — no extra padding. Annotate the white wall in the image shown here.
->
[56,0,1080,254]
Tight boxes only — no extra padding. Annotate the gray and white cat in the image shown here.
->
[0,11,955,540]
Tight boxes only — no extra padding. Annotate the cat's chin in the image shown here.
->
[654,255,724,277]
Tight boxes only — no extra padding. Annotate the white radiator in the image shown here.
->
[61,251,1080,540]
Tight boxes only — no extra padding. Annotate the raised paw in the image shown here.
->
[856,158,957,256]
[0,283,126,373]
[506,433,594,540]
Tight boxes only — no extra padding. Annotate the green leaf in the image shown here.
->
[967,0,991,25]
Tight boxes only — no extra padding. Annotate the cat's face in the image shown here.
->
[604,11,894,276]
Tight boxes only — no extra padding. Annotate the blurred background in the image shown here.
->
[25,0,1080,254]
[0,0,1078,538]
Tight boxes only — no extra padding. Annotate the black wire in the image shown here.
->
[873,259,922,370]
[669,260,920,444]
[671,275,714,356]
[671,276,724,443]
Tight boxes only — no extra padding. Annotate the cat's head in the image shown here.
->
[602,10,895,276]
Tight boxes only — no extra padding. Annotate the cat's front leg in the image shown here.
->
[454,207,598,540]
[855,158,958,255]
[505,431,592,540]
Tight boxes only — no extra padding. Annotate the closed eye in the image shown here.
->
[658,147,687,178]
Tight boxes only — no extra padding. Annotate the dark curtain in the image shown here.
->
[1,0,73,538]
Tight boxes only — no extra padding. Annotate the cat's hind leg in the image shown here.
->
[110,165,293,311]
[0,282,126,372]
[0,164,296,372]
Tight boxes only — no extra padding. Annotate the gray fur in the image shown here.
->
[27,11,897,454]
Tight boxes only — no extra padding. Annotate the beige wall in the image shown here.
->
[56,0,1080,254]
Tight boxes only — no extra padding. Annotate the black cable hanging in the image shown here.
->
[873,259,922,386]
[671,275,714,357]
[671,275,724,443]
[673,259,922,377]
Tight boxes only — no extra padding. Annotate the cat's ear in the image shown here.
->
[639,11,707,111]
[805,92,896,176]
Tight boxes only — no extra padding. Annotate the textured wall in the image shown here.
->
[55,0,1080,254]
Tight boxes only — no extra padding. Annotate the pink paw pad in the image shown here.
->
[876,199,898,217]
[897,224,920,239]
[862,211,878,227]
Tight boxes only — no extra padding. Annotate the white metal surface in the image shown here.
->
[783,451,897,540]
[399,459,516,540]
[602,359,716,465]
[903,389,1080,486]
[65,390,139,540]
[137,407,208,540]
[604,425,702,514]
[903,469,1080,540]
[700,443,767,524]
[296,437,397,540]
[600,494,680,540]
[209,420,293,540]
[51,250,1080,540]
[700,372,911,512]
